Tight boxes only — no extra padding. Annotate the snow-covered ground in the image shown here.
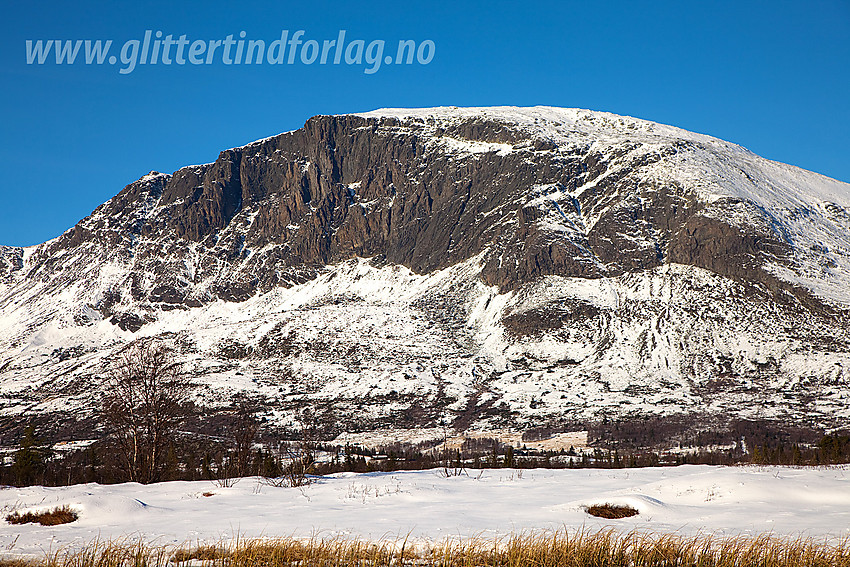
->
[2,465,849,558]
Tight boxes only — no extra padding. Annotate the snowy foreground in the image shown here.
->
[2,465,850,558]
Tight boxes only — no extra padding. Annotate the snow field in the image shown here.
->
[2,465,850,558]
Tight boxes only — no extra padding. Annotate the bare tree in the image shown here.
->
[218,402,261,482]
[102,340,191,484]
[264,407,316,488]
[231,403,261,477]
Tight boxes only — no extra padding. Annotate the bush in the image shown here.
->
[585,503,639,519]
[6,505,78,526]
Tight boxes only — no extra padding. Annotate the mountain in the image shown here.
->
[2,106,849,442]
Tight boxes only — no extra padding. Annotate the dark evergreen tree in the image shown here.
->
[12,426,51,486]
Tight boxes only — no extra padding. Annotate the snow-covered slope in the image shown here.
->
[2,106,850,439]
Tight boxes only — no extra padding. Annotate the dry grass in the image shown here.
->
[5,506,78,526]
[0,560,40,567]
[5,530,850,567]
[170,544,225,562]
[585,503,639,519]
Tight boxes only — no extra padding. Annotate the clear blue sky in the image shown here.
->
[2,0,848,246]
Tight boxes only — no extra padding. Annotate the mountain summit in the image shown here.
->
[2,106,849,439]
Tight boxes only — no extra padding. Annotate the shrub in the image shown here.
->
[6,505,78,526]
[585,503,639,519]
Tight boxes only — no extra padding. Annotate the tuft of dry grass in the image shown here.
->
[5,530,850,567]
[5,506,78,526]
[585,503,640,519]
[170,544,226,562]
[0,560,40,567]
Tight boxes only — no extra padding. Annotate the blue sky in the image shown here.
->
[1,0,848,246]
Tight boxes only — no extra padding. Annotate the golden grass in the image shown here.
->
[6,530,849,567]
[5,506,78,526]
[0,560,41,567]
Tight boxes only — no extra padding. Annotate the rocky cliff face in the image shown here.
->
[2,106,849,440]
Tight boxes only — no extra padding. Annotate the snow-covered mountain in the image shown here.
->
[2,106,849,440]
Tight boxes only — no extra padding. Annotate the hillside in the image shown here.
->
[2,106,849,442]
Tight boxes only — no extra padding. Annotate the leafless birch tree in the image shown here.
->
[101,340,191,483]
